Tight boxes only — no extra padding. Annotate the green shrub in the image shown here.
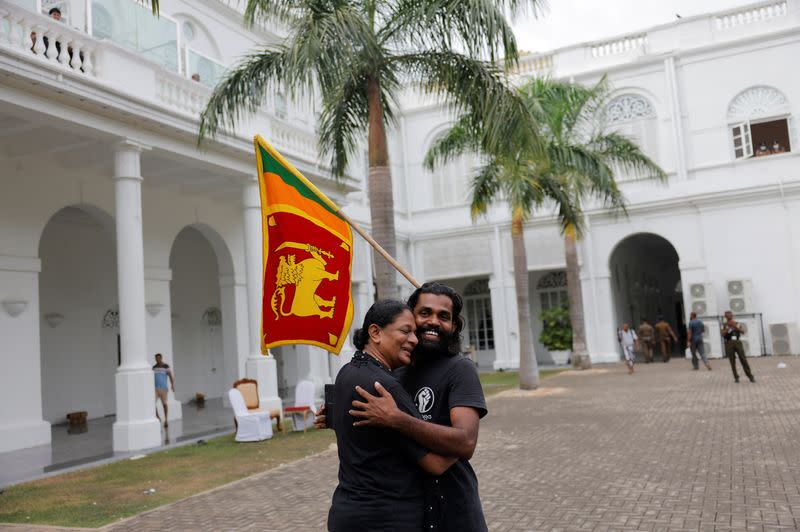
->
[539,305,572,351]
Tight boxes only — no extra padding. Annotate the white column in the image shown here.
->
[489,226,520,370]
[582,214,602,363]
[587,272,620,363]
[112,140,161,452]
[144,267,181,421]
[664,56,688,181]
[243,180,281,411]
[0,256,51,452]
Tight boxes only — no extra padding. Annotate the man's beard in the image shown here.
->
[412,326,455,366]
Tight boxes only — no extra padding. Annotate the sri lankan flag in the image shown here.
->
[254,135,354,355]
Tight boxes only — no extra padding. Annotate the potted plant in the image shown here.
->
[539,305,572,365]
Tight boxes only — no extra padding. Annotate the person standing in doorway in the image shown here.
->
[618,323,639,374]
[153,353,175,427]
[687,312,711,371]
[721,311,755,383]
[637,318,655,363]
[655,316,678,362]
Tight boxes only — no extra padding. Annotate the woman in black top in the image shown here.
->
[328,300,454,531]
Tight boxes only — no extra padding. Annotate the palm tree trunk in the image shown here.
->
[564,228,591,369]
[513,212,539,389]
[366,75,398,300]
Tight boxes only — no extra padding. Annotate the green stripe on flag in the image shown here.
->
[258,144,342,220]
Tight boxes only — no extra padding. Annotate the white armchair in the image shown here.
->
[283,379,318,432]
[228,388,273,442]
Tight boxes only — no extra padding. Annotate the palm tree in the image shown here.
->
[426,122,580,390]
[522,78,666,369]
[426,77,665,388]
[193,0,542,299]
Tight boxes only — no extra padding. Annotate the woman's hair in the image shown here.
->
[352,299,411,350]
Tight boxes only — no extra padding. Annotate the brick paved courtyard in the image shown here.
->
[5,356,800,531]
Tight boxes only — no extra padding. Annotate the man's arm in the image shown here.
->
[168,369,175,392]
[418,453,458,476]
[350,383,480,460]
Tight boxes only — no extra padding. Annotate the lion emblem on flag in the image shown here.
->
[271,242,339,319]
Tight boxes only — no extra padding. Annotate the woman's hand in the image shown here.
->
[313,404,327,430]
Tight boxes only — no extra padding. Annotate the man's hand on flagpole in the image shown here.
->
[313,404,327,430]
[350,382,403,428]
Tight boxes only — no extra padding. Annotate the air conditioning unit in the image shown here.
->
[701,319,723,359]
[688,282,716,316]
[769,322,800,355]
[737,317,762,357]
[726,279,752,314]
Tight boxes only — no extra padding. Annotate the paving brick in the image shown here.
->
[6,357,800,531]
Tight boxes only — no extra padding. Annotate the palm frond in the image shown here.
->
[381,0,525,66]
[200,2,379,141]
[199,50,290,141]
[590,131,667,182]
[536,173,584,234]
[317,67,369,178]
[423,116,480,171]
[393,50,541,159]
[243,0,300,27]
[469,161,503,218]
[141,0,159,15]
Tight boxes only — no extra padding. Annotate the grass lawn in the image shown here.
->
[0,429,335,528]
[0,368,566,528]
[479,368,567,397]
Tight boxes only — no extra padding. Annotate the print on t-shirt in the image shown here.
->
[414,387,435,418]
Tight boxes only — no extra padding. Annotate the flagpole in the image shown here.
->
[334,209,421,289]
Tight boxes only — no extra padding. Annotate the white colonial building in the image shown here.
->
[1,0,799,455]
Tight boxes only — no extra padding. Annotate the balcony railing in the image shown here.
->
[184,47,226,89]
[0,2,95,76]
[513,53,554,76]
[715,1,788,30]
[590,34,648,58]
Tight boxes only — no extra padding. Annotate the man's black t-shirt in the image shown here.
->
[328,351,429,531]
[399,354,489,532]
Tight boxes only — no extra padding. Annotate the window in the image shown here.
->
[731,122,753,159]
[540,290,568,311]
[751,119,791,157]
[428,133,471,207]
[730,118,792,159]
[182,21,195,42]
[464,280,494,351]
[727,86,792,160]
[603,94,658,176]
[537,271,568,311]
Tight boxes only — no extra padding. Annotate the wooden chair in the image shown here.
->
[233,378,283,432]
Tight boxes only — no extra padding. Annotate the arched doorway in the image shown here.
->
[169,225,236,403]
[39,205,118,423]
[609,233,685,358]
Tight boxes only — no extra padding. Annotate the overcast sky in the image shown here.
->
[511,0,758,53]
